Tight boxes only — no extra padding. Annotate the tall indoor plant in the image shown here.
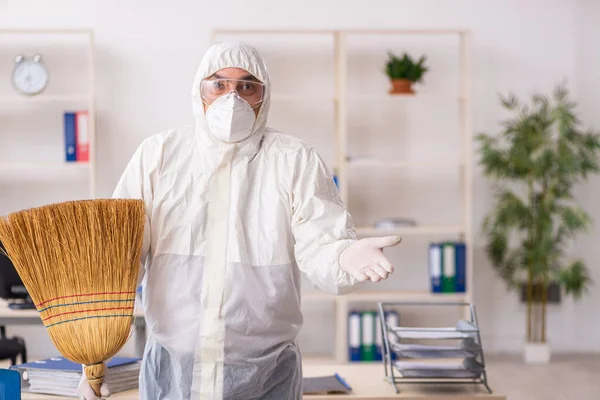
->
[477,83,600,363]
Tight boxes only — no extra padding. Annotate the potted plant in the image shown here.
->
[476,83,600,364]
[384,51,428,95]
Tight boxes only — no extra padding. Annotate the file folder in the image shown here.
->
[348,310,361,362]
[429,243,442,293]
[375,313,383,361]
[455,242,466,293]
[360,311,376,361]
[442,242,456,293]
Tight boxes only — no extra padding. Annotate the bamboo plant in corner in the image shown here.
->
[476,83,600,364]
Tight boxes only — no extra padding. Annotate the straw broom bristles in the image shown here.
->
[0,199,145,396]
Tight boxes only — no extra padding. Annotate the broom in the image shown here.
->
[0,198,145,397]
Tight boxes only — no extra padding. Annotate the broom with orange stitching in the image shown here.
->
[0,199,145,396]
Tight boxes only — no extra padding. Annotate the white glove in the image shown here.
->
[78,364,111,400]
[340,236,402,282]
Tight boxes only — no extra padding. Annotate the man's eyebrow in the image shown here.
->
[212,72,259,82]
[241,74,260,82]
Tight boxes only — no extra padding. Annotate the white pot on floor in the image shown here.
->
[524,342,551,364]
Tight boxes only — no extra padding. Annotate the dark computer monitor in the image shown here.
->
[0,241,31,303]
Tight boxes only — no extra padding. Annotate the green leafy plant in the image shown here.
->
[385,52,428,82]
[477,83,600,345]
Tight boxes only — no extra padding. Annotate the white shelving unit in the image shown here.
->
[213,28,473,363]
[0,29,96,205]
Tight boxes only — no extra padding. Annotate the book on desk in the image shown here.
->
[302,373,352,395]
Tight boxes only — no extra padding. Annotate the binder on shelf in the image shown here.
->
[375,313,383,361]
[360,311,376,361]
[428,243,442,293]
[455,242,466,293]
[75,111,89,162]
[64,112,77,162]
[442,242,456,293]
[348,310,361,362]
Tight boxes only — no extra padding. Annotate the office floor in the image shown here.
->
[2,354,598,399]
[483,354,598,400]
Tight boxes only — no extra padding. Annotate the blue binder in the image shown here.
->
[64,112,77,162]
[428,243,442,293]
[375,314,383,361]
[348,310,361,362]
[0,369,20,400]
[455,242,466,293]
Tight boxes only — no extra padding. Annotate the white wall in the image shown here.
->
[1,0,599,358]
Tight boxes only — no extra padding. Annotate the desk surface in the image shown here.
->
[21,362,506,400]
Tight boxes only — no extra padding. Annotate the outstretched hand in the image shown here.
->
[340,236,402,283]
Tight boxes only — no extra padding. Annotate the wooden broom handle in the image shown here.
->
[84,362,105,397]
[90,379,103,397]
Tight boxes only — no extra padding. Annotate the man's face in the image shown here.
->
[202,67,263,117]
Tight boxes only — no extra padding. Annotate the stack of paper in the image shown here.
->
[391,338,481,359]
[394,358,484,379]
[12,357,140,397]
[390,320,479,340]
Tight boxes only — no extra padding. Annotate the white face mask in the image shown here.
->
[205,92,257,143]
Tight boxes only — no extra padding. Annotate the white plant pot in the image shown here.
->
[524,342,551,364]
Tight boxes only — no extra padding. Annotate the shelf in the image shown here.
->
[214,28,474,366]
[302,290,467,303]
[0,29,93,35]
[355,225,464,236]
[0,95,90,104]
[303,292,337,301]
[270,93,337,102]
[348,158,463,169]
[0,162,91,174]
[346,94,466,102]
[214,28,466,36]
[342,291,467,303]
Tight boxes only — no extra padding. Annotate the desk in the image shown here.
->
[302,363,506,400]
[0,306,147,358]
[21,363,507,400]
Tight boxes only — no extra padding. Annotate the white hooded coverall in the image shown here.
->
[112,41,359,399]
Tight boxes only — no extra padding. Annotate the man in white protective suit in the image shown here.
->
[78,41,402,400]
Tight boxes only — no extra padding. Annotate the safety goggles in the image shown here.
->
[200,78,265,109]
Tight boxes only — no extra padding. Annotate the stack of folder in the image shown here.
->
[390,321,485,379]
[428,241,466,293]
[348,309,399,362]
[11,357,140,397]
[64,111,90,162]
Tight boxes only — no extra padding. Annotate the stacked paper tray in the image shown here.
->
[394,358,485,379]
[377,302,493,394]
[391,338,482,359]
